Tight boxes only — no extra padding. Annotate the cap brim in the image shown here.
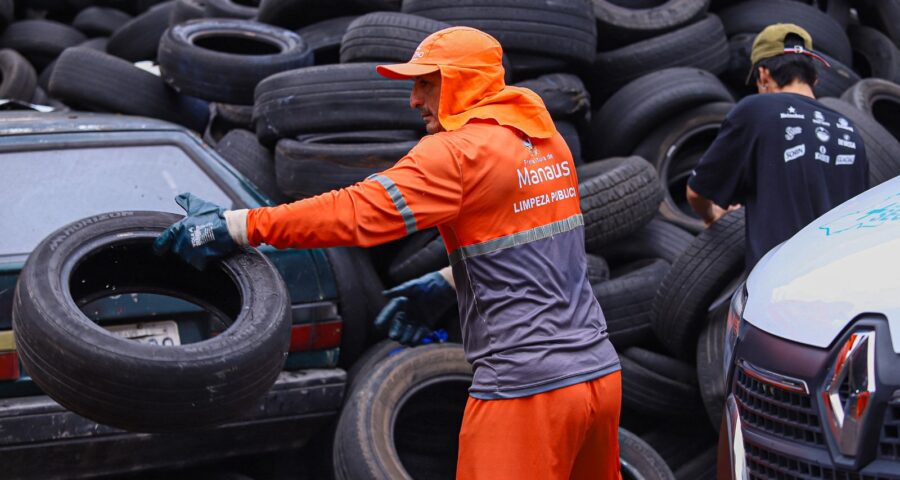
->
[376,63,440,80]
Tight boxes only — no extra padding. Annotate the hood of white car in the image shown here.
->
[744,176,900,354]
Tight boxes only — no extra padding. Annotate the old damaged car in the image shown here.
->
[720,174,900,478]
[0,112,382,478]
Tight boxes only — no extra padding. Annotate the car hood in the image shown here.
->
[744,176,900,354]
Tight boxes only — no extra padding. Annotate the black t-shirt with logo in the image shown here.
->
[688,92,869,268]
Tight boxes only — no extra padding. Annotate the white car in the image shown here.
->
[720,175,900,479]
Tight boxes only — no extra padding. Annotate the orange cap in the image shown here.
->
[376,27,502,80]
[377,27,555,139]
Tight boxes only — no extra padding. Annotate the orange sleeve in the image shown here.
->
[246,135,463,249]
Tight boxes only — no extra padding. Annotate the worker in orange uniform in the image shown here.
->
[154,26,622,480]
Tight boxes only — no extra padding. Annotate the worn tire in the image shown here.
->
[641,421,717,474]
[586,253,610,285]
[205,0,258,18]
[170,0,206,25]
[718,0,852,65]
[73,7,133,37]
[592,259,669,349]
[12,211,291,432]
[592,0,708,48]
[578,156,663,251]
[159,18,313,104]
[848,25,900,84]
[107,1,175,61]
[0,49,37,102]
[593,15,728,99]
[333,343,471,480]
[339,12,449,64]
[820,97,900,186]
[214,129,290,204]
[515,72,590,121]
[674,447,717,480]
[403,0,596,66]
[840,78,900,142]
[652,208,745,359]
[696,304,727,431]
[856,0,900,50]
[296,16,357,65]
[620,347,704,418]
[633,101,734,233]
[619,428,677,480]
[591,68,733,159]
[0,20,88,71]
[254,63,422,144]
[596,218,695,265]
[344,339,405,398]
[388,230,448,284]
[814,52,860,99]
[48,47,209,132]
[256,0,358,29]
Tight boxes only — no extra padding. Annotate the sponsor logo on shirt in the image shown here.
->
[815,126,831,142]
[815,145,830,163]
[784,144,805,162]
[522,137,539,157]
[838,134,856,149]
[812,111,831,126]
[836,117,854,132]
[785,126,802,141]
[781,106,805,119]
[836,154,856,165]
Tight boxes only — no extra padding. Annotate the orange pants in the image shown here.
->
[456,371,622,480]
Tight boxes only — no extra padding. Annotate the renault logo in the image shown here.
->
[822,330,876,457]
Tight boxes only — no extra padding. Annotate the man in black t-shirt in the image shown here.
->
[687,23,868,269]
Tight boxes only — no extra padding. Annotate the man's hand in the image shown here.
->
[374,270,456,346]
[686,185,741,227]
[153,193,239,270]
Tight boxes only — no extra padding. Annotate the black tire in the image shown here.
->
[388,231,448,284]
[596,218,695,265]
[204,0,258,19]
[275,136,415,199]
[556,120,583,165]
[593,259,669,349]
[253,63,422,145]
[204,102,254,145]
[674,446,717,480]
[819,97,900,186]
[856,0,900,51]
[351,0,401,11]
[159,18,313,104]
[515,73,590,121]
[107,1,175,61]
[48,47,209,132]
[632,101,734,234]
[720,32,756,94]
[619,428,677,480]
[651,208,745,359]
[344,339,405,398]
[0,20,88,71]
[402,0,597,66]
[12,211,291,432]
[214,129,290,204]
[840,78,900,142]
[325,247,387,368]
[586,253,610,285]
[0,0,11,31]
[256,0,359,29]
[813,51,860,99]
[620,347,704,418]
[296,16,357,65]
[37,36,110,92]
[333,343,470,480]
[696,303,727,431]
[72,7,133,37]
[590,68,733,159]
[578,156,663,251]
[718,0,852,65]
[848,25,900,84]
[640,421,717,474]
[170,0,206,25]
[592,15,729,99]
[0,49,37,102]
[592,0,708,48]
[339,12,450,64]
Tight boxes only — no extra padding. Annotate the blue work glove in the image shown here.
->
[153,192,238,270]
[374,271,456,346]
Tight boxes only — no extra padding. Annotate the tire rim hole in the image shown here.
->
[664,126,720,218]
[193,34,282,56]
[872,97,900,143]
[69,240,241,345]
[393,378,469,480]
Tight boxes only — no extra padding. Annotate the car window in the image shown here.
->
[0,145,234,256]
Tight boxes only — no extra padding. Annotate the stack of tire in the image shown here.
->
[1,0,900,478]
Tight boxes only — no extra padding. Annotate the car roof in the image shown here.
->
[0,112,189,137]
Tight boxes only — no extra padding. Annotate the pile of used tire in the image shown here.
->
[2,0,899,478]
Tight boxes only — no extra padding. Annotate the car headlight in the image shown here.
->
[723,281,748,379]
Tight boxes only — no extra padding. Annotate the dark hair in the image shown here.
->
[751,34,818,87]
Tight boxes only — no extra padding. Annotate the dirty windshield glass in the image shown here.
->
[0,144,233,256]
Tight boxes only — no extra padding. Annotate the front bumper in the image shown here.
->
[719,320,900,479]
[0,368,345,479]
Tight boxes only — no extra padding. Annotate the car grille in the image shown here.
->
[735,368,826,447]
[745,440,892,480]
[879,401,900,460]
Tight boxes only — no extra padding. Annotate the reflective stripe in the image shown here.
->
[369,174,417,234]
[449,214,583,264]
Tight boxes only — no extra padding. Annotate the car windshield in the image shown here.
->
[0,144,233,257]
